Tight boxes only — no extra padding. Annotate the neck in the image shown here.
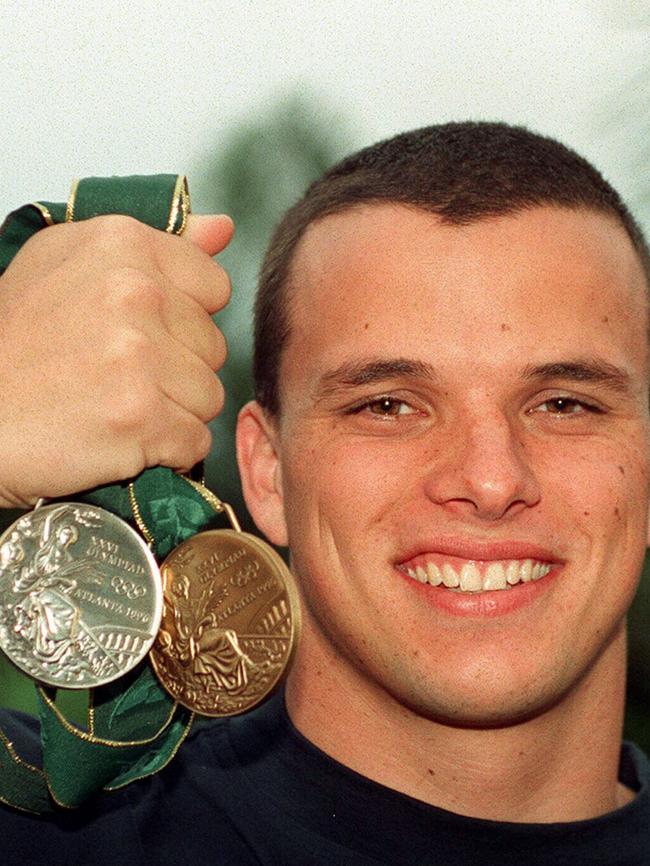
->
[285,615,630,823]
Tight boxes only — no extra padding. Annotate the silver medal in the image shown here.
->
[0,502,162,688]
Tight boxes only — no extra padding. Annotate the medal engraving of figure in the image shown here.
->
[150,529,300,717]
[0,503,162,688]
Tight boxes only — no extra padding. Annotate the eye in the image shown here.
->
[347,396,416,418]
[533,396,603,416]
[369,397,415,417]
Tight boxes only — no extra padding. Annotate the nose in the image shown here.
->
[423,408,541,522]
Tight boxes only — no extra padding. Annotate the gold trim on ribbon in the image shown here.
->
[0,793,43,815]
[46,785,78,810]
[65,179,79,223]
[31,202,55,226]
[0,727,47,813]
[37,687,179,748]
[182,477,242,532]
[0,728,45,779]
[128,482,155,547]
[103,711,195,791]
[165,175,190,235]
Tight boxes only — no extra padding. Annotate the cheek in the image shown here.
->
[286,432,410,502]
[281,437,412,559]
[537,439,650,561]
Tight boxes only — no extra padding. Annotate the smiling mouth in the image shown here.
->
[399,559,553,593]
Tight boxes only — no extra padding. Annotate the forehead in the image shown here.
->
[280,204,648,397]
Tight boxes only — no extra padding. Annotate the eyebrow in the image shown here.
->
[521,359,632,393]
[315,356,634,399]
[316,358,437,395]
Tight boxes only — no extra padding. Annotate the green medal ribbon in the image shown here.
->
[0,176,221,812]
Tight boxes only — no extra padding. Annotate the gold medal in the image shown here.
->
[150,523,300,717]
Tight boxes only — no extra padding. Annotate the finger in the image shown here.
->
[158,338,226,423]
[152,232,232,313]
[161,288,227,370]
[184,214,234,256]
[144,401,213,472]
[13,214,233,315]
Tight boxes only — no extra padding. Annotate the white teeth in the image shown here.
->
[460,563,482,592]
[520,559,533,583]
[506,561,520,585]
[403,558,553,592]
[427,562,443,586]
[442,563,460,588]
[483,562,506,591]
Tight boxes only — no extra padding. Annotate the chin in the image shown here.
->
[393,690,562,730]
[380,665,575,730]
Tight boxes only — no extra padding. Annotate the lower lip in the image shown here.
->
[396,565,562,617]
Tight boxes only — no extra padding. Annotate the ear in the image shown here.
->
[236,400,288,546]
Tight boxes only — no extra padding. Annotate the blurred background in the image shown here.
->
[1,0,649,747]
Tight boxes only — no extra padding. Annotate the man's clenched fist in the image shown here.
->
[0,212,233,507]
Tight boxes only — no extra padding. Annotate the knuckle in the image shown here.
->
[100,335,158,432]
[105,267,165,313]
[91,213,148,244]
[106,329,152,365]
[114,446,149,482]
[80,216,157,270]
[156,421,212,471]
[104,382,158,434]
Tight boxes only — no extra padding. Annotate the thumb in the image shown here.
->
[184,214,234,256]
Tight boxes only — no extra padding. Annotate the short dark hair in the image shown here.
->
[254,121,650,415]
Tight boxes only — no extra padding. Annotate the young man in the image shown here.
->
[1,122,648,864]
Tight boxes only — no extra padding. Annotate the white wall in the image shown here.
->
[2,0,648,222]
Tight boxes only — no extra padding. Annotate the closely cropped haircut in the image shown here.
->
[254,121,650,415]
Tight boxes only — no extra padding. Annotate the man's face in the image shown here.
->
[253,204,650,726]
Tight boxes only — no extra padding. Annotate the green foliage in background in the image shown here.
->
[194,93,349,530]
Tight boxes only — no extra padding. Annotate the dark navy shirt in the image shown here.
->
[1,691,648,865]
